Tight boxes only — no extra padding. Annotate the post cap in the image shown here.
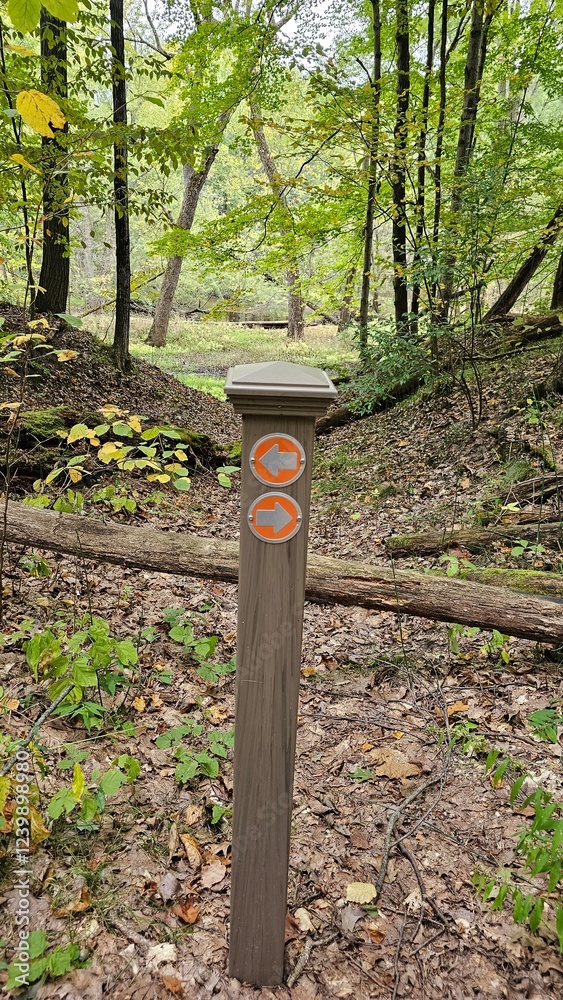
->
[225,361,337,400]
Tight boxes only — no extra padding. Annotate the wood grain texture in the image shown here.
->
[228,414,316,985]
[3,500,563,643]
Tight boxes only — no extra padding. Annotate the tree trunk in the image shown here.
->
[483,202,563,323]
[34,12,69,315]
[358,0,382,357]
[410,0,435,329]
[250,103,304,339]
[338,267,356,331]
[550,246,563,310]
[2,501,562,644]
[287,270,305,339]
[440,1,493,318]
[148,159,218,346]
[430,0,449,317]
[110,0,131,372]
[386,520,563,556]
[391,0,410,330]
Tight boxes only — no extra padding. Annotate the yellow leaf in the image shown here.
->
[71,763,85,801]
[30,805,50,843]
[68,468,82,483]
[17,89,66,138]
[392,731,404,739]
[67,422,90,443]
[346,882,376,904]
[174,450,188,461]
[132,696,146,712]
[0,401,21,410]
[56,349,78,361]
[2,697,19,711]
[6,43,39,56]
[98,404,123,418]
[128,415,142,433]
[10,153,41,174]
[150,694,163,707]
[97,441,125,464]
[0,775,11,813]
[147,473,170,483]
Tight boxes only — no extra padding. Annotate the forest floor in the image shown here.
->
[1,315,563,999]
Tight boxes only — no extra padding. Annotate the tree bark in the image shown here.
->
[391,0,410,330]
[2,501,562,643]
[386,520,563,556]
[34,12,69,315]
[550,246,563,310]
[358,0,382,357]
[110,0,131,372]
[483,203,563,323]
[440,2,494,318]
[338,266,357,331]
[250,103,304,339]
[410,0,435,329]
[148,159,219,346]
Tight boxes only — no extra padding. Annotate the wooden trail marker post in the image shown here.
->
[225,361,336,986]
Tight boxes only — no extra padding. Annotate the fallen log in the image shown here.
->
[456,567,563,599]
[2,501,563,644]
[386,521,563,556]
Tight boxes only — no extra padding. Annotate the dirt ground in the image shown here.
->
[1,326,562,999]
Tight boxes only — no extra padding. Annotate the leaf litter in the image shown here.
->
[0,330,562,998]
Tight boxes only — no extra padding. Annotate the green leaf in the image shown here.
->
[48,787,77,818]
[99,768,125,796]
[197,664,218,683]
[174,476,191,491]
[56,312,82,327]
[116,754,140,781]
[112,421,134,437]
[140,426,162,440]
[28,930,48,960]
[556,903,563,954]
[72,660,97,688]
[509,774,527,805]
[7,0,41,32]
[195,753,219,778]
[88,617,110,640]
[529,896,544,932]
[80,795,98,822]
[46,944,80,977]
[67,423,90,444]
[116,639,138,666]
[176,759,198,783]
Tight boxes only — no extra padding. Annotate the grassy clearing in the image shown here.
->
[176,374,227,400]
[85,314,358,374]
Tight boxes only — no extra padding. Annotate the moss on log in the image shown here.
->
[386,522,563,556]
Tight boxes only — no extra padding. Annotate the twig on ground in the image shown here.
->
[1,683,74,776]
[391,905,408,1000]
[398,840,449,929]
[375,775,443,900]
[347,954,392,991]
[410,925,446,959]
[286,931,338,989]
